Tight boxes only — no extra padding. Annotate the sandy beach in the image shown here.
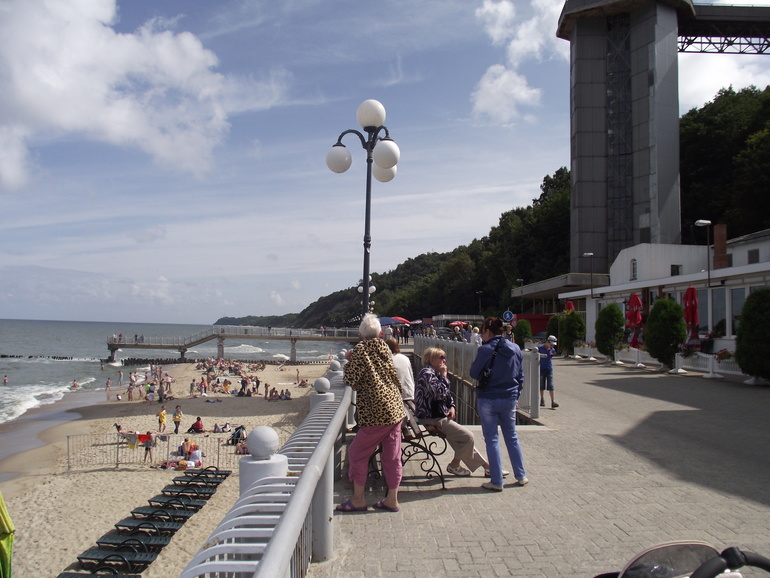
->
[0,360,331,577]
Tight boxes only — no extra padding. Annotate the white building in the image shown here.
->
[559,225,770,352]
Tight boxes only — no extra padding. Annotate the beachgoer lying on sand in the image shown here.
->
[298,379,308,387]
[187,417,204,434]
[222,422,232,432]
[213,423,223,433]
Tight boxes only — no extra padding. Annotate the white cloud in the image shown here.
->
[290,280,301,290]
[0,0,287,190]
[270,290,283,306]
[472,0,566,123]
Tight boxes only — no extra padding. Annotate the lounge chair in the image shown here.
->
[77,548,157,572]
[184,466,232,478]
[130,506,196,522]
[147,495,206,511]
[57,573,141,577]
[95,532,171,552]
[160,484,217,499]
[114,518,183,536]
[171,473,225,487]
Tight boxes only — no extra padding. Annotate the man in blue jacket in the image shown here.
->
[538,335,559,409]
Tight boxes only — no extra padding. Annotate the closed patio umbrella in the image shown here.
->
[683,286,699,342]
[626,293,643,348]
[0,491,14,578]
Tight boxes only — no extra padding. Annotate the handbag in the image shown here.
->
[477,338,503,390]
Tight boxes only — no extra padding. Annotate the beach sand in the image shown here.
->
[0,361,331,577]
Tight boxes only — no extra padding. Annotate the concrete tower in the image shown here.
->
[557,0,696,275]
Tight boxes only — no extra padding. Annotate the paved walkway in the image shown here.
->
[307,356,770,577]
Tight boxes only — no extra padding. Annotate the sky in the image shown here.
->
[1,0,770,325]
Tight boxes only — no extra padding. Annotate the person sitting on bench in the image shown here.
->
[414,347,492,478]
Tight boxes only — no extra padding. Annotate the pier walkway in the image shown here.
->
[106,325,358,363]
[308,354,770,577]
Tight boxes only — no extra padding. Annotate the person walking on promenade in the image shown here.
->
[172,405,183,434]
[415,347,491,477]
[538,335,559,409]
[470,317,528,491]
[337,313,406,513]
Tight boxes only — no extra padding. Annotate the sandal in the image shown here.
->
[335,499,368,512]
[484,468,510,478]
[447,464,471,477]
[373,500,400,513]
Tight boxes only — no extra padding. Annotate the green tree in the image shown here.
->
[560,310,586,355]
[514,319,532,349]
[735,288,770,380]
[595,303,625,357]
[546,315,560,342]
[645,298,686,369]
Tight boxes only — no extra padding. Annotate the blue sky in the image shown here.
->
[1,0,769,325]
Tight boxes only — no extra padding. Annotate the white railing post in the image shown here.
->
[703,354,724,379]
[239,426,289,496]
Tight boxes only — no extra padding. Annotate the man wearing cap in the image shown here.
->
[538,336,559,408]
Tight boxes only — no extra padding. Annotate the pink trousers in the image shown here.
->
[347,422,403,489]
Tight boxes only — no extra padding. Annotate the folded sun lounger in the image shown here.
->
[77,548,157,572]
[130,506,196,522]
[161,484,217,498]
[184,466,232,478]
[114,517,183,536]
[95,532,171,552]
[171,474,225,487]
[147,495,206,511]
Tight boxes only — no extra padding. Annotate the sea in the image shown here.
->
[0,318,352,427]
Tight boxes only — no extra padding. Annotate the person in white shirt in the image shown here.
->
[385,338,415,407]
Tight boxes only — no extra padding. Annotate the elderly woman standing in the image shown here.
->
[337,313,406,513]
[470,317,528,491]
[415,347,490,477]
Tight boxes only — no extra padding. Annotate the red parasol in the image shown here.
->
[683,286,699,341]
[565,301,575,311]
[449,320,467,327]
[390,316,412,325]
[625,293,643,348]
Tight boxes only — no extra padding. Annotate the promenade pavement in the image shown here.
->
[307,353,770,577]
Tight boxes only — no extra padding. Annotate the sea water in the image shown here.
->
[0,319,351,425]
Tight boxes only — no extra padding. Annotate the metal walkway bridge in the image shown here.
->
[106,325,359,363]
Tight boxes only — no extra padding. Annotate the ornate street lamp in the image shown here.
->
[327,100,399,317]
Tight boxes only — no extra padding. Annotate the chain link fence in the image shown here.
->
[66,432,244,471]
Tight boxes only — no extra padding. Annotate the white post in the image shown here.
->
[703,354,723,379]
[239,426,289,495]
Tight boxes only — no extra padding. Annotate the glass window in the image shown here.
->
[748,249,759,264]
[730,287,745,336]
[698,289,708,334]
[630,259,637,280]
[711,287,726,337]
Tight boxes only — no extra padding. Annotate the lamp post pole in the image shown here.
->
[695,219,712,288]
[327,100,400,317]
[582,252,595,298]
[517,278,524,314]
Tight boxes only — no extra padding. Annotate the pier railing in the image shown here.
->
[108,326,360,347]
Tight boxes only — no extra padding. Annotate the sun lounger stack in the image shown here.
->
[57,466,231,577]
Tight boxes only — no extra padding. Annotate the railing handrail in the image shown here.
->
[107,326,360,347]
[254,388,351,577]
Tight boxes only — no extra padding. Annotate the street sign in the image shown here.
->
[502,310,514,322]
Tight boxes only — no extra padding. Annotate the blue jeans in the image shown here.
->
[477,397,526,486]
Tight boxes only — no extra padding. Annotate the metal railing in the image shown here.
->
[180,372,351,578]
[66,432,242,471]
[108,326,360,347]
[412,336,540,422]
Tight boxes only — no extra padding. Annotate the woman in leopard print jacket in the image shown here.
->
[336,313,406,513]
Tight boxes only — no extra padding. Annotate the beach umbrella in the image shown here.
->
[0,491,14,578]
[626,293,644,348]
[410,319,423,324]
[391,316,412,325]
[565,301,575,311]
[449,320,467,327]
[683,286,699,342]
[378,317,398,326]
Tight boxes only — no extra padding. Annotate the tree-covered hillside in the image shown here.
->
[218,86,770,328]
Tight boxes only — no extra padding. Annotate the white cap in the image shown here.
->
[548,335,558,344]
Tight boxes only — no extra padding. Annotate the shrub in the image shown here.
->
[561,310,586,355]
[514,319,532,349]
[735,287,770,380]
[646,298,686,369]
[595,303,625,356]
